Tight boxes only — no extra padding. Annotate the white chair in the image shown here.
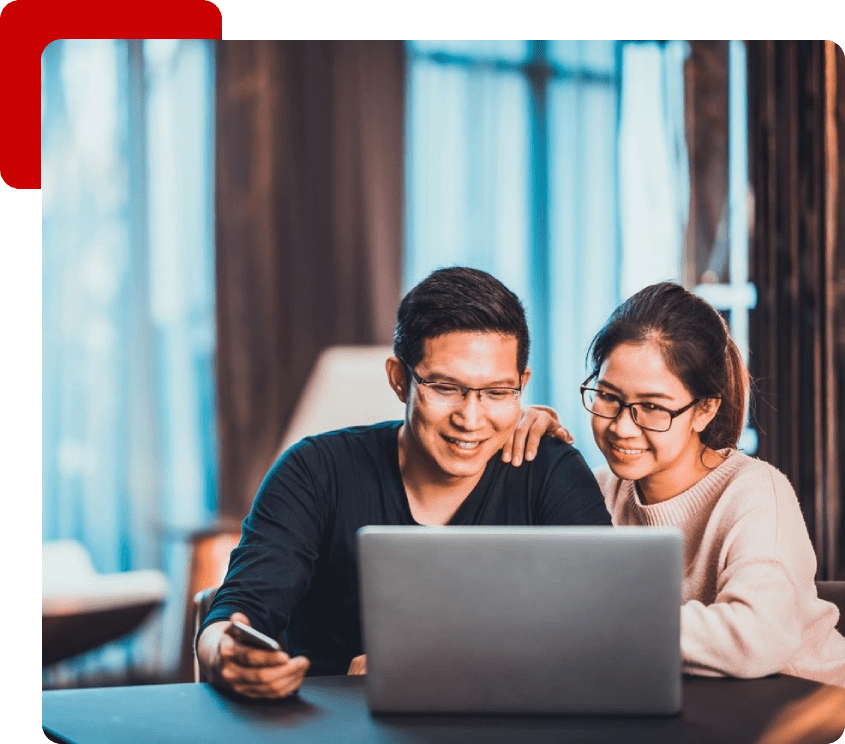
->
[278,345,405,454]
[42,540,168,666]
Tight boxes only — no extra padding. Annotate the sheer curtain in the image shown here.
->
[405,41,683,467]
[42,38,216,684]
[617,41,689,298]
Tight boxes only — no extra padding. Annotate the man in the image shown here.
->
[197,267,611,698]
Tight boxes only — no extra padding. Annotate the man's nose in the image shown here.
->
[452,390,485,428]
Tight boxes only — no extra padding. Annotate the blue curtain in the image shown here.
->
[42,38,216,684]
[404,40,695,467]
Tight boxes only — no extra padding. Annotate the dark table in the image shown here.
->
[42,673,845,744]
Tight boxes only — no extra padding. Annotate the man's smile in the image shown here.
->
[443,435,485,450]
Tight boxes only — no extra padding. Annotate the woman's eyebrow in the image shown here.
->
[596,380,674,401]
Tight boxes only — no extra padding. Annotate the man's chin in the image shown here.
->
[435,446,493,479]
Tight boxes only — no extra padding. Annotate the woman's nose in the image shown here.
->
[608,404,641,436]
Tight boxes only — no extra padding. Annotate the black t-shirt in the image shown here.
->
[202,420,611,675]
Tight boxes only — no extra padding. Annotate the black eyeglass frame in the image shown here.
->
[400,358,523,403]
[579,379,700,433]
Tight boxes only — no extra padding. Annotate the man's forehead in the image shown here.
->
[422,330,518,350]
[419,332,520,377]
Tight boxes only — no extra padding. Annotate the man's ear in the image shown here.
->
[692,397,721,433]
[385,357,408,403]
[519,367,531,392]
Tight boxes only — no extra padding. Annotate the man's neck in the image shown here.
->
[397,426,485,525]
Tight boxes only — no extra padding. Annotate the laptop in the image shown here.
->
[357,525,682,715]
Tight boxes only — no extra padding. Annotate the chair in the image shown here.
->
[179,525,241,681]
[278,345,405,454]
[192,586,218,682]
[42,540,168,667]
[816,581,845,635]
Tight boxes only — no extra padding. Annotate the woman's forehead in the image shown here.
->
[598,342,690,399]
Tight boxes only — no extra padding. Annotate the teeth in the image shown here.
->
[613,445,645,455]
[445,436,481,450]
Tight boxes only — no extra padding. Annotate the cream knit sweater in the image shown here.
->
[596,450,845,687]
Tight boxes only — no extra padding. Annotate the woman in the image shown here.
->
[581,282,845,686]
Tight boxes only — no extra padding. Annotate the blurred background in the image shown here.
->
[41,40,845,688]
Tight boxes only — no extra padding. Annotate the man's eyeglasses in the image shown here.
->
[580,382,699,433]
[401,359,522,412]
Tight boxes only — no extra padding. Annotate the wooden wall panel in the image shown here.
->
[748,41,845,579]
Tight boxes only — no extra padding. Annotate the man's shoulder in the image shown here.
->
[291,420,402,452]
[261,420,403,498]
[529,436,587,468]
[270,420,401,475]
[494,437,593,485]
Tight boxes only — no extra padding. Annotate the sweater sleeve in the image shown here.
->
[199,439,329,640]
[681,557,804,678]
[679,465,813,679]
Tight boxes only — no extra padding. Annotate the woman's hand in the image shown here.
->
[503,405,573,466]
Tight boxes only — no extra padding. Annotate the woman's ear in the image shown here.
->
[385,357,408,403]
[692,397,722,433]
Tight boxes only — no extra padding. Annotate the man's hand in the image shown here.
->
[502,405,573,466]
[197,613,310,699]
[348,654,367,675]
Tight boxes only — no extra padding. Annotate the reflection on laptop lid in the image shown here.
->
[358,525,682,715]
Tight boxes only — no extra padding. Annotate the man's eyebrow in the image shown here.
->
[420,370,521,387]
[595,380,674,401]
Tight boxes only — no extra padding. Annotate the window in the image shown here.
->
[42,38,216,684]
[404,40,703,465]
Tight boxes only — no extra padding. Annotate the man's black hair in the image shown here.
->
[393,266,530,374]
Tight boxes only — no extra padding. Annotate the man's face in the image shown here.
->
[400,331,528,483]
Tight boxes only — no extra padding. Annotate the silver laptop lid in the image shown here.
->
[358,525,682,715]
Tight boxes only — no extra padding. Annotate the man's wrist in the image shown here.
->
[197,621,227,683]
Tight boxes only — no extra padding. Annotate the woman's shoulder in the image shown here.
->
[593,464,626,499]
[709,452,817,561]
[711,450,801,520]
[719,450,795,495]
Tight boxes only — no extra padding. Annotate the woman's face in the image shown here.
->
[590,341,719,503]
